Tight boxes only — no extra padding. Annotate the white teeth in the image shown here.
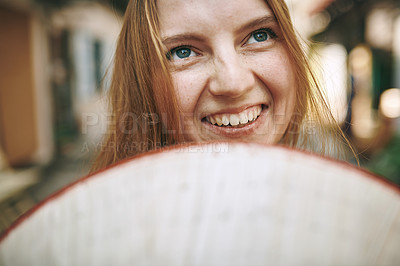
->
[248,111,254,121]
[209,116,216,125]
[253,109,258,120]
[215,116,223,126]
[230,114,240,126]
[222,115,229,126]
[239,112,248,124]
[205,105,264,127]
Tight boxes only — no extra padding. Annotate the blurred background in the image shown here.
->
[0,0,399,234]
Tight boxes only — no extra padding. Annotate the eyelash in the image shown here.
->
[166,27,278,60]
[246,27,278,44]
[166,45,197,60]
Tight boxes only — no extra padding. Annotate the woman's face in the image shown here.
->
[158,0,296,144]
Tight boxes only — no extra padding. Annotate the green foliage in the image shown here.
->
[367,133,400,185]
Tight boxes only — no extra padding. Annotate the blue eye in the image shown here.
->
[246,29,276,44]
[175,48,191,58]
[168,47,197,60]
[254,32,268,42]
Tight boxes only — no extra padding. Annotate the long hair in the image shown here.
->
[266,0,356,158]
[92,0,183,171]
[91,0,355,172]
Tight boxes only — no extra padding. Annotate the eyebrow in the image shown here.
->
[161,15,277,46]
[162,34,205,47]
[234,15,277,35]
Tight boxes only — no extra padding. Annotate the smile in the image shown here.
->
[204,105,265,128]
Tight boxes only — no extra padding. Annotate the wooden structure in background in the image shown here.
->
[0,6,38,166]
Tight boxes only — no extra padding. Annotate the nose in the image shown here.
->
[208,49,255,98]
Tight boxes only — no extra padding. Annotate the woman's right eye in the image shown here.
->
[167,47,198,60]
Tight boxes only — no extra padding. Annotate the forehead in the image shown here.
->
[157,0,274,37]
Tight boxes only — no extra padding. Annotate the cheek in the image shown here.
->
[275,67,296,106]
[171,72,203,114]
[255,52,297,123]
[258,63,296,103]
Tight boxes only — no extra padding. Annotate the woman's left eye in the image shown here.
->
[246,29,277,45]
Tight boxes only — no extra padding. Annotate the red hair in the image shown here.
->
[91,0,356,172]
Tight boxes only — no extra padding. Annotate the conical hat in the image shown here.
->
[1,143,399,265]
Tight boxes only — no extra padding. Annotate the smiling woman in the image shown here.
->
[91,0,355,172]
[159,0,296,145]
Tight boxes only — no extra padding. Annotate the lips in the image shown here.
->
[204,105,264,128]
